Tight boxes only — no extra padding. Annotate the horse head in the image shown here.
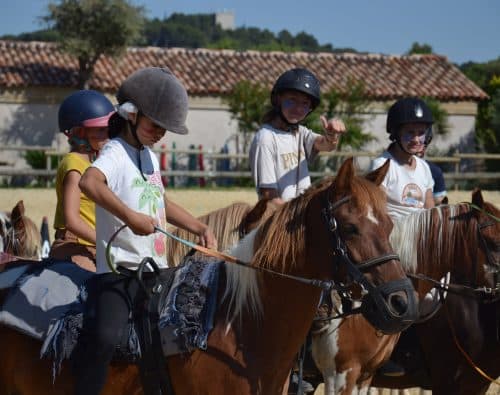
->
[3,200,41,260]
[308,157,418,334]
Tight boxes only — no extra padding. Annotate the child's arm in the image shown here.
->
[79,167,157,235]
[164,196,217,249]
[62,170,96,244]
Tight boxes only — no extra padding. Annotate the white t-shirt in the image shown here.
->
[92,138,168,273]
[249,124,319,201]
[370,151,434,221]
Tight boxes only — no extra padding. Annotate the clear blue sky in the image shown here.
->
[2,0,499,65]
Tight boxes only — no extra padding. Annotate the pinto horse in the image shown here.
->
[0,157,417,395]
[0,200,41,264]
[312,189,500,395]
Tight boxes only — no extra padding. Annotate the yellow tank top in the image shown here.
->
[54,152,95,246]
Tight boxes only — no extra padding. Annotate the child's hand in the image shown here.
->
[320,115,346,145]
[198,227,218,250]
[128,211,158,235]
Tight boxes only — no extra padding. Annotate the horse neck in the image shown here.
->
[396,204,485,285]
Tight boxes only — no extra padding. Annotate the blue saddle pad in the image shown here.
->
[0,259,93,339]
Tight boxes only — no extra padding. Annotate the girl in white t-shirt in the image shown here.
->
[249,68,346,203]
[370,97,435,222]
[73,67,217,395]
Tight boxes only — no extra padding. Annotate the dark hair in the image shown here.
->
[108,112,127,139]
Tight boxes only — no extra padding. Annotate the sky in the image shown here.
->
[1,0,499,65]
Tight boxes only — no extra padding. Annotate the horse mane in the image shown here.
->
[390,203,482,276]
[167,202,252,266]
[225,172,389,322]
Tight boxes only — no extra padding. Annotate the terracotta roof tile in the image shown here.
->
[0,40,488,101]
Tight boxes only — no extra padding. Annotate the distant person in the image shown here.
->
[49,90,114,271]
[249,67,346,205]
[416,130,448,205]
[370,97,435,222]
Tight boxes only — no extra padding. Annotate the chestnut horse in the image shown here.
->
[0,200,41,264]
[0,158,417,395]
[312,189,500,395]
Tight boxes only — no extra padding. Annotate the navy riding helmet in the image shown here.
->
[58,90,115,133]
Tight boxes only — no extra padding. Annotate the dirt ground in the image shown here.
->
[1,188,500,235]
[2,188,500,394]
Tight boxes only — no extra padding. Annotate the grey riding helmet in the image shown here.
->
[271,68,321,111]
[116,67,189,135]
[386,97,433,141]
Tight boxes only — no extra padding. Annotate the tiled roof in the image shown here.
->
[0,40,488,101]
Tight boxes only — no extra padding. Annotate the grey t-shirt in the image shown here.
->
[249,124,319,201]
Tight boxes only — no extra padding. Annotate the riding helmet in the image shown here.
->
[58,90,115,133]
[271,68,321,111]
[116,67,189,135]
[386,97,434,139]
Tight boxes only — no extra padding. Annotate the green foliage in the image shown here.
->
[422,97,450,137]
[407,42,434,55]
[461,57,500,155]
[44,0,146,88]
[318,79,375,150]
[223,80,269,153]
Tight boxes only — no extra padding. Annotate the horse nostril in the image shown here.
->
[388,293,408,316]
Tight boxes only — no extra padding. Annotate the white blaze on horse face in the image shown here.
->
[366,206,379,225]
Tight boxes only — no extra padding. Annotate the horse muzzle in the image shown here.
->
[360,277,418,334]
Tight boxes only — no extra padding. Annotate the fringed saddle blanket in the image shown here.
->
[40,255,222,379]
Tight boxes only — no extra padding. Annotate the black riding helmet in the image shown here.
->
[386,97,433,141]
[117,67,189,135]
[271,68,321,130]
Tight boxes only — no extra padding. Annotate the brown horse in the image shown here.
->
[312,189,500,395]
[0,200,41,264]
[0,157,417,394]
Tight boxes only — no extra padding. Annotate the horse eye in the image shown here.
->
[340,223,359,237]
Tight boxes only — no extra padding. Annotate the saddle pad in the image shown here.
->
[0,260,93,339]
[41,255,223,379]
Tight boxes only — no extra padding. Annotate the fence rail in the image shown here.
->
[1,145,499,188]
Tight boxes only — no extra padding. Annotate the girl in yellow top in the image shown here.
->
[49,90,114,271]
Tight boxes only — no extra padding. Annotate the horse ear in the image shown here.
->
[365,159,390,186]
[333,157,355,191]
[472,188,484,209]
[11,200,25,223]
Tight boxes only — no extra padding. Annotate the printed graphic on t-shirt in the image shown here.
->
[131,172,166,257]
[281,151,298,170]
[401,183,424,208]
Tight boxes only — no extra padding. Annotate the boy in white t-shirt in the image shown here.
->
[370,97,435,222]
[249,68,346,204]
[73,67,217,395]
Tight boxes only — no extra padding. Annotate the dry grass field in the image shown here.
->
[1,188,500,394]
[1,188,500,234]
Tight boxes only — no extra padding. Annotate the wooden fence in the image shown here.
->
[1,145,499,189]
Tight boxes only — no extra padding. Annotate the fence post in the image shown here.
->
[198,144,205,187]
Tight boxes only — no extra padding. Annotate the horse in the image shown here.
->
[0,157,418,395]
[0,200,41,264]
[311,189,500,395]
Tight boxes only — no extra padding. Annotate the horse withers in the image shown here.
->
[0,157,417,395]
[312,189,500,395]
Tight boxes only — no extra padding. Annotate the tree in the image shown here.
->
[406,42,434,55]
[223,80,269,155]
[44,0,145,88]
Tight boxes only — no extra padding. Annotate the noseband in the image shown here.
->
[321,195,418,334]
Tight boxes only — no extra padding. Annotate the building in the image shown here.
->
[0,40,487,169]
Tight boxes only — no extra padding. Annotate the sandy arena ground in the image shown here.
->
[1,188,499,234]
[1,188,500,394]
